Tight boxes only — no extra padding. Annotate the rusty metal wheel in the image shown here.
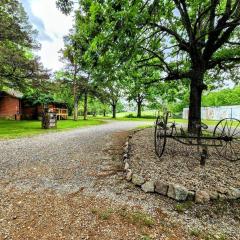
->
[154,116,167,158]
[213,118,240,161]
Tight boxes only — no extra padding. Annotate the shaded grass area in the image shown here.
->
[0,119,104,139]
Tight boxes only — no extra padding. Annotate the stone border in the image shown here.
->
[123,130,240,204]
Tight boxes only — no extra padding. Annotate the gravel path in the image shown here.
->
[1,120,239,239]
[0,120,152,194]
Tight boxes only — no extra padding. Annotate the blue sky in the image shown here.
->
[20,0,74,71]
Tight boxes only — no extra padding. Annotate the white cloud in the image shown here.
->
[27,0,74,72]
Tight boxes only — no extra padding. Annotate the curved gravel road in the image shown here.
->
[0,120,239,240]
[0,120,152,194]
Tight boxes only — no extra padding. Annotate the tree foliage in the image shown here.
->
[0,0,48,90]
[57,0,240,128]
[202,85,240,106]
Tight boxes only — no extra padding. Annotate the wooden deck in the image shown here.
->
[52,108,68,120]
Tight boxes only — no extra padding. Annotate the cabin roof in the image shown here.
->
[0,89,23,99]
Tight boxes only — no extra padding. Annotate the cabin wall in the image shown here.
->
[0,95,20,119]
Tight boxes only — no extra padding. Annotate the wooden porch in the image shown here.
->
[52,108,68,120]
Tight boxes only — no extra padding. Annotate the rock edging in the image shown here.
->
[122,131,240,204]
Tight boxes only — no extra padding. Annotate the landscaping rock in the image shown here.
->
[195,191,210,204]
[124,145,128,153]
[124,162,129,170]
[129,127,240,204]
[209,191,219,200]
[141,181,155,193]
[167,184,188,201]
[227,188,240,199]
[155,181,168,196]
[132,174,145,186]
[218,193,227,200]
[217,187,228,194]
[187,191,195,201]
[126,169,132,181]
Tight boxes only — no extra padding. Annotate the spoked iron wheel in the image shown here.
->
[213,118,240,161]
[154,116,167,158]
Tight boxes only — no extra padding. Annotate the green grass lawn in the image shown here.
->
[171,118,219,126]
[0,119,104,139]
[93,112,239,128]
[92,116,155,122]
[1,114,237,140]
[172,118,240,127]
[91,110,156,122]
[115,110,157,118]
[92,112,219,125]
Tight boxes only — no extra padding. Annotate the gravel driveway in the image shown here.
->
[0,120,152,194]
[1,120,238,240]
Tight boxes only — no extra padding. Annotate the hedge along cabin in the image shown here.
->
[0,90,23,120]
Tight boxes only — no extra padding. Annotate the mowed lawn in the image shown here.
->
[0,119,104,139]
[94,109,240,127]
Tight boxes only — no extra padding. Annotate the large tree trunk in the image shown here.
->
[112,104,116,118]
[188,71,205,134]
[137,101,142,118]
[73,96,79,121]
[103,109,106,117]
[83,91,88,120]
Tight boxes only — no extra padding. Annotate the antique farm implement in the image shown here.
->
[154,111,240,165]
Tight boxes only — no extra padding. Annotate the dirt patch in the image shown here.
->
[0,188,189,240]
[1,124,239,240]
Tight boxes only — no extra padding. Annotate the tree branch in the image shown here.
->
[139,46,173,73]
[173,0,194,41]
[208,56,240,69]
[148,22,189,52]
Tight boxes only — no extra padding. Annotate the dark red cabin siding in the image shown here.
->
[0,93,21,119]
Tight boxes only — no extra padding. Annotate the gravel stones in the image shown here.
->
[141,181,155,193]
[125,127,240,204]
[167,184,188,201]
